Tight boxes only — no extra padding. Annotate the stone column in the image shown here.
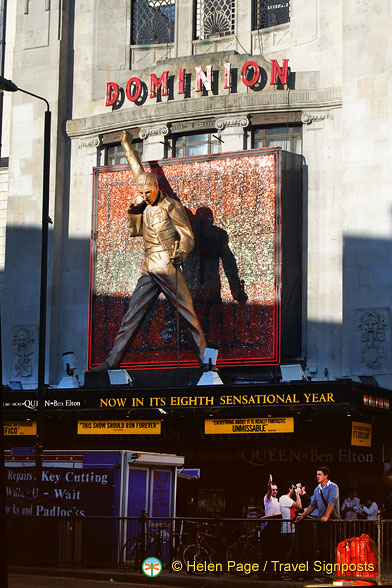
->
[139,124,170,161]
[214,116,249,153]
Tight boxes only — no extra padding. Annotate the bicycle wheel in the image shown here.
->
[226,541,259,575]
[183,544,211,574]
[121,538,141,566]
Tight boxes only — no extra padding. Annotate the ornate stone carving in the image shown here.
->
[139,125,170,139]
[11,325,37,383]
[301,112,330,125]
[78,137,100,150]
[215,116,249,131]
[354,308,392,373]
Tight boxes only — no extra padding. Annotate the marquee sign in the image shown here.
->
[89,149,282,370]
[5,382,385,412]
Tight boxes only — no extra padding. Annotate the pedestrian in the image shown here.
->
[260,474,281,575]
[297,467,340,522]
[296,466,340,581]
[264,473,280,516]
[341,488,360,520]
[356,496,378,520]
[294,481,311,513]
[292,481,313,575]
[279,481,302,580]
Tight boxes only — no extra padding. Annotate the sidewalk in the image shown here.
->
[8,565,356,587]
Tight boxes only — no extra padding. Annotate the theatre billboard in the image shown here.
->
[89,148,301,371]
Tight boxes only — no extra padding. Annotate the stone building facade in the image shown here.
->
[1,0,392,389]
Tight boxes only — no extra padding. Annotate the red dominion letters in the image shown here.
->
[105,59,289,106]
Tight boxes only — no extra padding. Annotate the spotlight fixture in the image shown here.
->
[197,348,223,386]
[57,352,80,388]
[280,364,307,382]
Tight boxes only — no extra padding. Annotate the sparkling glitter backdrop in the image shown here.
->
[89,149,281,369]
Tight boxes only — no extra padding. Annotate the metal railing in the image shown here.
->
[6,512,391,583]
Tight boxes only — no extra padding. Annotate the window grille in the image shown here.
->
[195,0,235,40]
[132,0,175,45]
[253,0,289,30]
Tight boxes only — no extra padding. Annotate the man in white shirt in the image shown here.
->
[278,481,302,579]
[261,474,281,575]
[279,481,302,533]
[264,473,281,516]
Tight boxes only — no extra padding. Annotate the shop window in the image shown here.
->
[105,141,143,166]
[173,132,220,157]
[131,0,175,45]
[253,125,301,155]
[194,0,235,40]
[253,0,290,30]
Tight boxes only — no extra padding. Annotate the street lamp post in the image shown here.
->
[0,76,51,470]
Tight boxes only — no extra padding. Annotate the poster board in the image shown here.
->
[89,149,282,370]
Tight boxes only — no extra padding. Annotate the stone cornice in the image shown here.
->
[66,88,342,140]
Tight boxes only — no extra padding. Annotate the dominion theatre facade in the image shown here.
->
[2,0,392,517]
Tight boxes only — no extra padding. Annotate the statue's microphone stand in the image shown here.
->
[172,241,180,369]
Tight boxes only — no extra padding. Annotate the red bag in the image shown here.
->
[336,533,378,585]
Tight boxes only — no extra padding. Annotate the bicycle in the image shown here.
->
[121,522,172,567]
[182,521,226,575]
[226,529,261,576]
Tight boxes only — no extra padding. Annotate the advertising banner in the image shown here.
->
[4,421,37,435]
[351,421,372,447]
[77,420,161,434]
[5,467,114,517]
[151,470,171,517]
[204,416,294,434]
[89,149,282,370]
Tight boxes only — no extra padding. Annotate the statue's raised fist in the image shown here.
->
[121,129,133,145]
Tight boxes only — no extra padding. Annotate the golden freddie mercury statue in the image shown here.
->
[92,130,207,371]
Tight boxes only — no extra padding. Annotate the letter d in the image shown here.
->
[106,82,119,106]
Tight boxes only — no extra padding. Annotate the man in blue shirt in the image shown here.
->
[297,466,340,522]
[296,467,340,580]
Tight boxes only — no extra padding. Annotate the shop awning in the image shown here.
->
[177,468,200,480]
